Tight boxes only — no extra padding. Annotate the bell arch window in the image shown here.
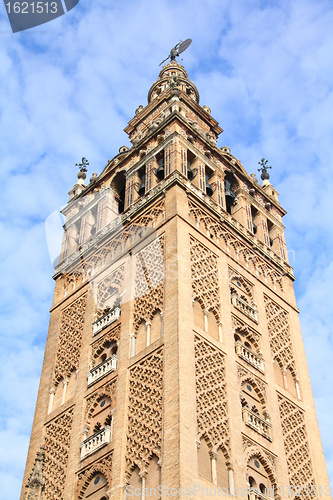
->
[205,166,214,197]
[224,172,238,214]
[137,166,146,197]
[251,206,259,235]
[187,150,197,180]
[111,172,126,214]
[155,150,165,181]
[266,219,274,247]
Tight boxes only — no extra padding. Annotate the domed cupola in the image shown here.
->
[147,61,200,104]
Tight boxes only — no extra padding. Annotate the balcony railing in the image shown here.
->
[87,355,118,387]
[231,294,258,323]
[242,408,272,441]
[92,306,121,336]
[235,341,264,373]
[248,488,273,500]
[80,426,112,459]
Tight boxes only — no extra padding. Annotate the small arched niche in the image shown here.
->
[247,457,273,497]
[82,472,108,500]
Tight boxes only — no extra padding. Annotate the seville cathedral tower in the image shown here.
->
[21,59,331,500]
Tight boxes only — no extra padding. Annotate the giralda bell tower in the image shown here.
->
[21,55,331,500]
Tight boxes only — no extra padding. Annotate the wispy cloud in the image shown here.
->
[1,0,333,497]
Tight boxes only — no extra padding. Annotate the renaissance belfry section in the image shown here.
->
[21,60,331,500]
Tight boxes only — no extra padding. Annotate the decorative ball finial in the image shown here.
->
[258,158,272,180]
[76,157,89,180]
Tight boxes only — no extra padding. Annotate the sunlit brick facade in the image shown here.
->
[21,61,331,500]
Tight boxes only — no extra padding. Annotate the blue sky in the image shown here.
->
[1,0,333,498]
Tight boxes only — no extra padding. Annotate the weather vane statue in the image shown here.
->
[258,158,272,180]
[76,157,89,180]
[159,39,192,66]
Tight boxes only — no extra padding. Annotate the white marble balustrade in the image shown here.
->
[242,408,272,440]
[87,355,118,387]
[92,306,121,335]
[80,426,112,459]
[235,341,265,373]
[232,294,258,323]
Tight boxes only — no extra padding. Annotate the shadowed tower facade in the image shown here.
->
[21,61,331,500]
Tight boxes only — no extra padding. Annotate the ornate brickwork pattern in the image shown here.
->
[85,379,117,424]
[190,236,221,321]
[44,407,74,500]
[133,236,164,331]
[278,395,316,499]
[91,324,121,366]
[188,197,284,291]
[96,264,125,312]
[264,296,296,377]
[53,294,87,385]
[76,452,113,500]
[194,335,230,459]
[126,347,163,474]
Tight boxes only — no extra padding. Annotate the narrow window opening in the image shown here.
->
[251,206,259,234]
[187,150,196,180]
[155,151,165,181]
[205,166,214,197]
[137,166,146,197]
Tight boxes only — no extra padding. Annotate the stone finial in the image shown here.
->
[90,172,98,184]
[250,173,258,184]
[24,446,45,498]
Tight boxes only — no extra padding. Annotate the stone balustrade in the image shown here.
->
[92,306,121,335]
[87,355,118,387]
[248,488,272,500]
[235,341,264,373]
[242,408,272,441]
[80,426,112,459]
[232,294,258,323]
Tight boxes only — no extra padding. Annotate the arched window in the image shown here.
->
[247,458,273,498]
[81,472,109,499]
[111,172,126,214]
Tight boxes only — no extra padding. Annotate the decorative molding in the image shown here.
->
[264,296,296,377]
[125,347,163,473]
[190,236,221,322]
[53,294,87,385]
[194,334,230,459]
[44,407,74,500]
[278,394,316,499]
